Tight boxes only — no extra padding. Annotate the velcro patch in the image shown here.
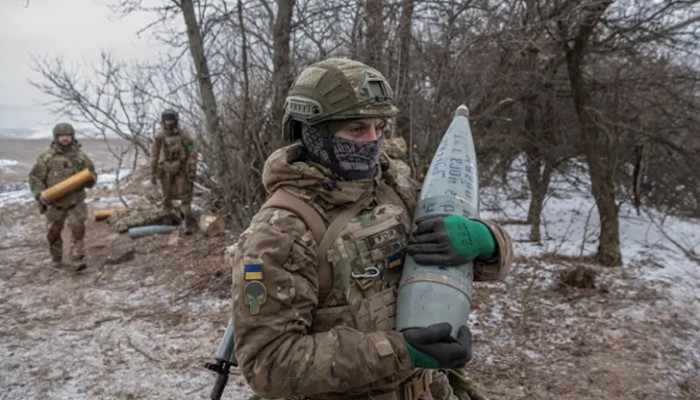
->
[388,252,402,269]
[244,264,263,281]
[368,332,394,357]
[244,281,267,315]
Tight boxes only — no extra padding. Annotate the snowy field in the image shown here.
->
[472,159,700,398]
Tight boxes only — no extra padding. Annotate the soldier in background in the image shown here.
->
[150,109,198,233]
[28,123,96,271]
[231,58,513,400]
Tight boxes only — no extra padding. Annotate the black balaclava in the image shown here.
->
[301,122,383,181]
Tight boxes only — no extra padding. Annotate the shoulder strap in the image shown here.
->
[260,189,366,305]
[261,189,325,245]
[377,181,407,209]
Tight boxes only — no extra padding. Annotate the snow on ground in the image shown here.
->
[482,158,700,311]
[96,167,133,190]
[0,200,251,400]
[470,157,700,398]
[0,158,22,173]
[85,195,143,209]
[0,182,32,207]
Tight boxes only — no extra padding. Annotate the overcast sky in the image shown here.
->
[0,0,167,138]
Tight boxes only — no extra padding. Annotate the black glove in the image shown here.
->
[402,322,472,369]
[34,195,47,214]
[84,173,96,189]
[406,214,496,266]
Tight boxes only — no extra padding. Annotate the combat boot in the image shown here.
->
[70,256,87,272]
[163,214,175,226]
[71,261,87,272]
[184,214,198,235]
[51,255,63,269]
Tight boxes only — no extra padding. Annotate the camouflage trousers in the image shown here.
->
[249,369,487,400]
[159,171,192,215]
[370,370,487,400]
[45,202,87,262]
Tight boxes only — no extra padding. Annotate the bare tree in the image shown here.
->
[561,0,619,265]
[34,0,700,236]
[394,0,415,137]
[515,0,577,242]
[31,53,154,156]
[270,0,296,140]
[179,0,237,214]
[363,0,385,70]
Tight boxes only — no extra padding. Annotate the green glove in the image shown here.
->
[406,214,496,266]
[403,323,472,369]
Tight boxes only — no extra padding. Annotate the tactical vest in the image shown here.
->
[159,130,189,173]
[263,181,407,314]
[261,184,445,400]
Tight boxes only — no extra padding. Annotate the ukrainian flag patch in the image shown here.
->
[244,264,263,280]
[388,253,402,269]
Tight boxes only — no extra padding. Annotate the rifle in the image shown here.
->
[205,319,238,400]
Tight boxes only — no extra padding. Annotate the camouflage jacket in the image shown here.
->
[28,142,96,208]
[232,143,513,399]
[150,127,196,177]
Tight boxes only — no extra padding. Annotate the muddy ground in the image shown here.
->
[0,195,252,399]
[0,167,698,399]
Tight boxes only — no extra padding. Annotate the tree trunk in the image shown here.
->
[525,152,554,242]
[237,0,250,139]
[270,0,295,141]
[179,0,236,214]
[395,0,414,136]
[363,0,384,70]
[522,0,549,243]
[349,1,364,60]
[563,0,621,266]
[523,73,543,241]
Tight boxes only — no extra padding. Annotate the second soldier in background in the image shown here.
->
[150,109,198,233]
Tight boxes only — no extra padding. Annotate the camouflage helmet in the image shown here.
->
[161,108,179,123]
[52,122,75,138]
[282,58,399,141]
